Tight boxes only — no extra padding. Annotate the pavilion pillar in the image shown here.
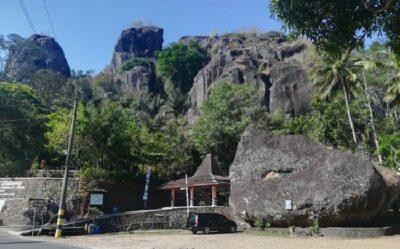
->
[190,187,194,207]
[170,189,175,207]
[212,185,217,207]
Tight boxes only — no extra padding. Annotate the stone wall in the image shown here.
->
[68,206,246,233]
[0,177,79,225]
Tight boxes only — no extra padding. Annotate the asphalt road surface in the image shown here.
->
[0,227,84,249]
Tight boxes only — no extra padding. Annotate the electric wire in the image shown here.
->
[42,0,57,40]
[18,0,37,34]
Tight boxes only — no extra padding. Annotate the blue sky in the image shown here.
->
[0,0,283,72]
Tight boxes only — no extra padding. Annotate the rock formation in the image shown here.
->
[111,26,163,94]
[114,63,160,94]
[184,32,313,123]
[229,125,400,227]
[5,34,70,82]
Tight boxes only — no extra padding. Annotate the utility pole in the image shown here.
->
[185,174,189,217]
[55,90,78,238]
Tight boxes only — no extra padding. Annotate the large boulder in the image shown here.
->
[186,32,312,123]
[5,34,70,82]
[229,125,400,227]
[111,26,163,70]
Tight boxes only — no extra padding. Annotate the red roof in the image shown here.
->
[160,154,230,190]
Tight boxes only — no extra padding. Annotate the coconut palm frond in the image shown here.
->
[354,60,377,71]
[345,69,358,83]
[385,81,400,106]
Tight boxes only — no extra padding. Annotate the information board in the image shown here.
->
[90,193,104,206]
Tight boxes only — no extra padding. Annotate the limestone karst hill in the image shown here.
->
[110,27,313,121]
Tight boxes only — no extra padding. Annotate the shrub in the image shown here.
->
[117,57,150,73]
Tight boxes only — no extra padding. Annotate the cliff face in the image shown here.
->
[184,32,313,123]
[4,34,70,82]
[111,26,163,94]
[111,26,163,70]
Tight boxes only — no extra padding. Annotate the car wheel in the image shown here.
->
[203,227,210,234]
[192,230,198,234]
[229,226,236,233]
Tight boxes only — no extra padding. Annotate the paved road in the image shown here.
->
[0,227,85,249]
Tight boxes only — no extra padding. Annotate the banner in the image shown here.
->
[143,166,151,200]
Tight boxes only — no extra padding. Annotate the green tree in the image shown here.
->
[31,70,67,105]
[309,53,360,145]
[378,132,400,171]
[382,52,400,107]
[354,58,384,162]
[0,82,47,173]
[156,41,208,93]
[117,57,150,73]
[192,83,262,171]
[0,34,25,76]
[269,0,400,56]
[91,71,117,100]
[44,104,85,167]
[80,100,132,170]
[137,118,200,179]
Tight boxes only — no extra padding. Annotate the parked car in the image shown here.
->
[186,212,237,234]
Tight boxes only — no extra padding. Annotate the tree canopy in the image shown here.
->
[269,0,400,56]
[156,41,209,93]
[193,83,262,170]
[0,82,47,173]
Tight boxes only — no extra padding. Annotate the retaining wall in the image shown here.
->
[67,206,243,233]
[0,177,79,225]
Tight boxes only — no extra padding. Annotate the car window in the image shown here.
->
[188,214,197,223]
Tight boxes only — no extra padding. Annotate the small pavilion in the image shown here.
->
[160,154,230,207]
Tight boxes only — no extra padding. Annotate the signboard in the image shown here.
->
[0,180,25,197]
[0,199,5,211]
[89,193,104,206]
[28,198,46,208]
[143,166,151,201]
[285,200,293,210]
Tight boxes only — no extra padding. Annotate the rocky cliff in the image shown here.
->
[111,26,163,94]
[111,26,163,69]
[183,32,313,123]
[4,34,70,82]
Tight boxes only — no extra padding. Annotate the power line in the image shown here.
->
[42,0,57,40]
[18,0,36,34]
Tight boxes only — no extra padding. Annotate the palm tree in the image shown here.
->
[354,60,383,163]
[310,52,358,145]
[382,52,400,109]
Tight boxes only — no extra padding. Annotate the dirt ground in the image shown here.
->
[41,230,400,249]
